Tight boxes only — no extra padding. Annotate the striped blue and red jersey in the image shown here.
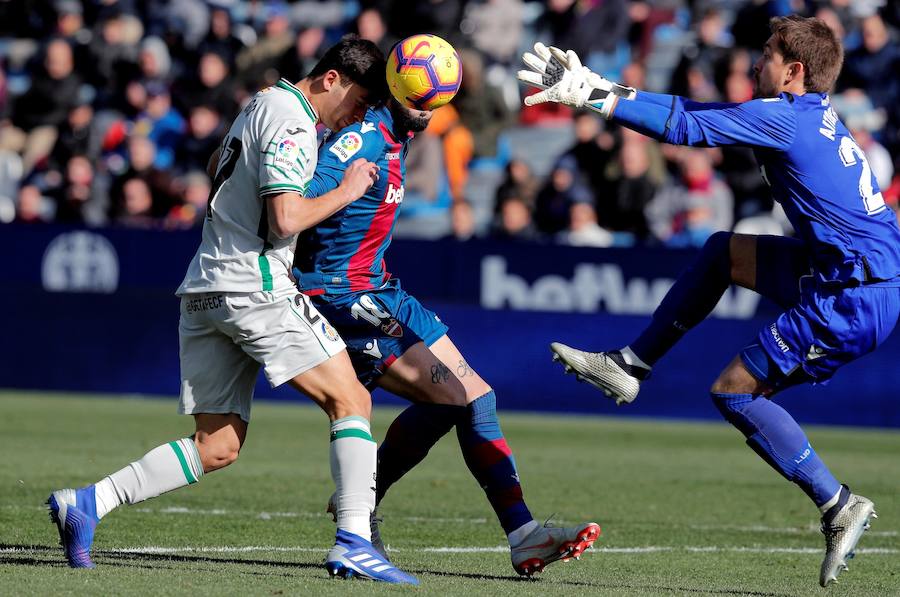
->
[294,105,410,295]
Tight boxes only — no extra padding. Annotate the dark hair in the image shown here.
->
[307,34,387,102]
[769,15,843,93]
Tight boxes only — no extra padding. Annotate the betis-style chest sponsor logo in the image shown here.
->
[385,183,404,204]
[329,131,363,162]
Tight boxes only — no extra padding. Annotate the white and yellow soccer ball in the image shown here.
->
[386,34,462,111]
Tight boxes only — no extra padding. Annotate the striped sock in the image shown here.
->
[456,391,533,536]
[93,437,203,519]
[330,416,377,541]
[376,403,463,504]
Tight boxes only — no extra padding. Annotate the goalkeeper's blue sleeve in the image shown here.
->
[612,91,797,150]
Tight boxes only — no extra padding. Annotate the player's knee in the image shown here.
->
[196,436,241,472]
[323,382,372,420]
[710,391,754,424]
[699,230,733,276]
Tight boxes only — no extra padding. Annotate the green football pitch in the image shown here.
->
[1,391,897,596]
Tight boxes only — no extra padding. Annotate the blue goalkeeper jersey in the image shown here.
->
[614,91,900,285]
[293,105,410,295]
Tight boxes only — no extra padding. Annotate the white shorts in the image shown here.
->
[178,286,346,422]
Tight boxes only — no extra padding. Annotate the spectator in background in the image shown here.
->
[495,158,540,213]
[176,104,224,175]
[15,184,54,224]
[236,2,294,90]
[54,0,93,75]
[492,193,541,242]
[425,104,472,203]
[669,8,731,102]
[717,53,771,220]
[111,134,178,214]
[452,49,516,160]
[534,154,593,235]
[276,26,325,82]
[449,200,476,241]
[463,0,524,66]
[48,93,101,171]
[3,38,82,173]
[133,81,185,170]
[597,136,656,241]
[355,8,398,57]
[839,13,900,112]
[47,154,104,225]
[646,148,733,247]
[138,36,174,86]
[404,131,445,206]
[564,112,615,195]
[86,8,140,110]
[557,200,613,247]
[114,176,157,228]
[174,50,237,121]
[200,6,246,68]
[166,170,210,228]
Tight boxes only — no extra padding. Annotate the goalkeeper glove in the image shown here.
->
[517,43,636,119]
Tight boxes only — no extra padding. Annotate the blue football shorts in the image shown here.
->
[741,236,900,391]
[310,278,449,389]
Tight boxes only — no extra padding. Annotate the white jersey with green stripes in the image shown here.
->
[177,79,319,295]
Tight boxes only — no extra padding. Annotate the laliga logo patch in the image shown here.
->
[321,322,340,342]
[275,138,299,166]
[381,318,403,338]
[329,131,363,163]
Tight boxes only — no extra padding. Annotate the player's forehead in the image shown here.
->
[762,36,782,59]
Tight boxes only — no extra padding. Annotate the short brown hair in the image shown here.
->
[769,15,844,93]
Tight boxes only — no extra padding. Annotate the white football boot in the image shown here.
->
[510,520,601,576]
[550,343,649,405]
[820,486,877,587]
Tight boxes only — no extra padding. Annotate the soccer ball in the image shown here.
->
[386,34,462,111]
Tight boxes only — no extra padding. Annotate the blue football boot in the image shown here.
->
[325,529,418,585]
[47,486,99,568]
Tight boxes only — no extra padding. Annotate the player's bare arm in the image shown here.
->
[268,157,378,238]
[206,147,221,178]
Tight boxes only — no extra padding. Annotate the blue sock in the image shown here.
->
[376,403,462,504]
[456,391,533,535]
[712,392,841,506]
[631,231,733,365]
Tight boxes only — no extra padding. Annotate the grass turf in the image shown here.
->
[1,390,897,596]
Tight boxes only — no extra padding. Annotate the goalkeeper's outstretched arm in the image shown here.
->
[518,43,796,151]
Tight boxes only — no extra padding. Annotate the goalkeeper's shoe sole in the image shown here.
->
[325,529,418,585]
[550,342,646,405]
[820,487,876,587]
[47,486,99,568]
[511,521,601,577]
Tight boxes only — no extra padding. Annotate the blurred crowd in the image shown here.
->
[1,0,898,248]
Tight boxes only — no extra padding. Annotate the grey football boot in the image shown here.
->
[326,492,387,559]
[550,343,650,405]
[819,485,877,587]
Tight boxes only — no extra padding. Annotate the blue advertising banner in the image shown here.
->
[1,223,897,427]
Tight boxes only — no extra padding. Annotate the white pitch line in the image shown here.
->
[126,506,897,537]
[3,545,897,555]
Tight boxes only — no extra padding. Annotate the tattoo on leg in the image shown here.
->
[431,362,451,384]
[457,359,474,378]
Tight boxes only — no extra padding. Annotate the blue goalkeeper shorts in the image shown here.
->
[740,236,900,390]
[310,278,449,389]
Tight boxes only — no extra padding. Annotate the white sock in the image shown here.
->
[819,487,843,514]
[330,416,376,541]
[93,438,204,519]
[507,519,540,547]
[621,346,651,370]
